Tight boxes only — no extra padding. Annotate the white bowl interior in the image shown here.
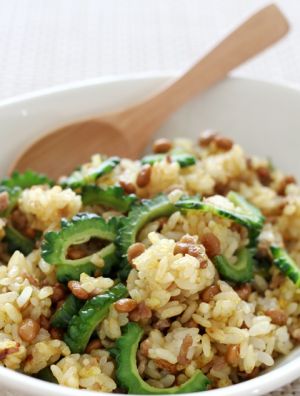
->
[1,76,300,178]
[0,75,300,396]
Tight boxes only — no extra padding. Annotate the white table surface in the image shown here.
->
[1,0,300,395]
[0,0,300,101]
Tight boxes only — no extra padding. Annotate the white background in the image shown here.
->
[0,0,300,100]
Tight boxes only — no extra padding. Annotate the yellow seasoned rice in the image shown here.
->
[1,135,300,393]
[19,186,82,230]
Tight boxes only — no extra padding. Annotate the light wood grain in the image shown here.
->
[11,4,289,179]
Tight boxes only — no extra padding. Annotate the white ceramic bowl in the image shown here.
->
[1,75,300,396]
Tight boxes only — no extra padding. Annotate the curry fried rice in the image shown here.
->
[0,132,300,393]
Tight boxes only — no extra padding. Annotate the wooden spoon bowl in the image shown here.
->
[12,121,132,178]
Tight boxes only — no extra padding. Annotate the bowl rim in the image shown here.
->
[1,351,300,396]
[1,72,300,108]
[1,73,300,396]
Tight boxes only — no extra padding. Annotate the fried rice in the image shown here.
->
[0,132,299,393]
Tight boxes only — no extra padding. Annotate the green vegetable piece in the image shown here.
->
[0,170,53,189]
[107,346,118,359]
[56,243,117,282]
[270,246,300,287]
[5,225,35,256]
[214,248,254,283]
[117,194,177,278]
[50,294,84,328]
[141,153,196,168]
[176,191,264,243]
[227,191,265,241]
[82,185,136,212]
[35,367,58,383]
[56,263,94,283]
[64,283,128,353]
[0,186,21,217]
[42,213,117,281]
[115,322,210,394]
[61,157,120,189]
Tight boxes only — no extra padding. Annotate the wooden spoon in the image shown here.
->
[11,4,289,179]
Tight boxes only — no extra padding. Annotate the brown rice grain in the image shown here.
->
[178,335,193,365]
[153,138,172,153]
[201,233,221,258]
[155,359,179,374]
[18,319,40,343]
[226,345,240,366]
[51,284,66,303]
[50,328,64,340]
[198,130,218,147]
[256,166,272,186]
[277,175,296,195]
[67,281,89,300]
[127,243,145,264]
[201,285,220,303]
[129,302,152,322]
[85,339,102,353]
[137,164,152,188]
[140,339,150,356]
[235,283,252,301]
[214,136,233,151]
[114,298,137,313]
[40,315,50,330]
[265,309,287,326]
[120,180,136,194]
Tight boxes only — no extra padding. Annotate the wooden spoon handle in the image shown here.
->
[114,4,289,150]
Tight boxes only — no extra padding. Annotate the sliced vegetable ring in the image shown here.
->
[81,185,136,212]
[5,225,35,256]
[64,283,128,353]
[270,246,300,287]
[213,247,254,283]
[42,213,117,281]
[61,157,120,189]
[0,170,53,189]
[117,194,177,278]
[50,294,84,328]
[115,322,210,394]
[176,191,265,243]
